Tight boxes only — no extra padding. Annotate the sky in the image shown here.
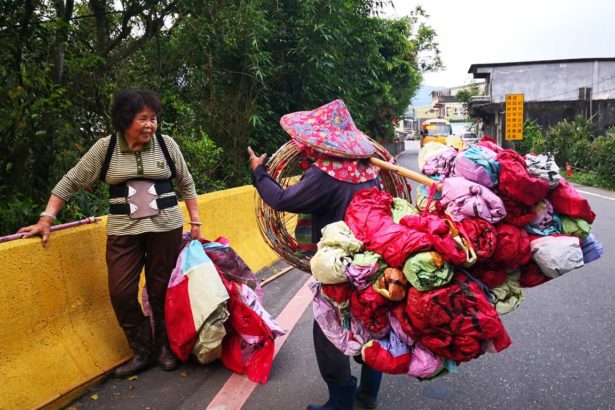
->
[383,0,615,88]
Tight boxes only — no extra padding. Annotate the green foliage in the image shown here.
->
[0,0,440,235]
[515,120,546,155]
[544,116,595,165]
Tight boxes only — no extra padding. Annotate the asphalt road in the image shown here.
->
[70,141,615,410]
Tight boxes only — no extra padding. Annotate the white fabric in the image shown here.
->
[531,236,584,278]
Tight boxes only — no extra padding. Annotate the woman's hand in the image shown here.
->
[247,146,267,171]
[190,224,202,240]
[18,217,53,247]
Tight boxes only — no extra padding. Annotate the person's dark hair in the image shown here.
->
[111,89,162,132]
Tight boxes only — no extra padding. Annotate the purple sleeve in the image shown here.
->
[252,165,332,213]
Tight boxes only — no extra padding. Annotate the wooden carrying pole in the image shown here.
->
[369,157,439,188]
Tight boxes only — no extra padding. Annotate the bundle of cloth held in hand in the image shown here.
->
[309,139,603,380]
[144,237,285,384]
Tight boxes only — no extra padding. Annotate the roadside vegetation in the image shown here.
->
[0,1,442,235]
[515,118,615,190]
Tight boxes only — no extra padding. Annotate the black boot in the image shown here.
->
[113,319,154,379]
[307,376,357,410]
[356,365,382,409]
[154,317,179,371]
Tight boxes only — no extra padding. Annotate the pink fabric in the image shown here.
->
[421,146,457,177]
[440,177,506,224]
[280,99,375,158]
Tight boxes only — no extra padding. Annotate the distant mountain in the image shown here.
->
[410,85,442,108]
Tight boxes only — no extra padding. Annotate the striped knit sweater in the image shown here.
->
[52,133,197,236]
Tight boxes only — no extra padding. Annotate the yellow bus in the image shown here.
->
[419,118,452,147]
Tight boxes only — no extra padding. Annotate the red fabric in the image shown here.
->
[345,188,431,267]
[321,283,353,304]
[469,262,508,288]
[350,286,391,336]
[165,277,197,361]
[548,178,596,223]
[220,280,275,384]
[402,274,511,362]
[497,149,550,206]
[477,139,502,154]
[493,224,531,269]
[362,341,411,374]
[499,193,536,227]
[458,218,497,262]
[519,261,553,288]
[399,214,468,266]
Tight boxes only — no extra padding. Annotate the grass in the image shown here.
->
[564,170,615,191]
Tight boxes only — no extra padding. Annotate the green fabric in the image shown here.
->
[310,221,363,284]
[402,251,453,291]
[490,271,525,315]
[353,251,388,273]
[392,198,420,223]
[561,216,591,239]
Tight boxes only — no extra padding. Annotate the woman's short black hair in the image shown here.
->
[111,89,162,132]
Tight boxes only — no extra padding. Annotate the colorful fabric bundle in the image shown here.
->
[345,188,432,267]
[561,216,591,238]
[350,286,391,338]
[500,193,536,227]
[518,261,552,288]
[362,332,412,374]
[530,235,584,278]
[403,273,511,362]
[165,241,230,361]
[493,224,531,269]
[374,267,409,301]
[346,251,385,290]
[310,221,363,284]
[497,149,550,206]
[525,199,562,236]
[581,234,604,264]
[441,177,506,224]
[525,153,561,188]
[490,272,525,315]
[402,251,453,291]
[548,178,596,223]
[454,144,500,188]
[459,218,497,262]
[421,146,458,177]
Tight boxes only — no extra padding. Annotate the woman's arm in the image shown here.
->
[184,197,202,240]
[17,194,66,247]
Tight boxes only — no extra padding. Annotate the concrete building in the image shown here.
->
[467,57,615,144]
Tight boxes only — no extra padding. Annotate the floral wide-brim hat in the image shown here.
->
[280,99,375,159]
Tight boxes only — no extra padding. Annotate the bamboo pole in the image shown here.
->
[369,157,440,189]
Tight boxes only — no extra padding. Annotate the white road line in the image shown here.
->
[576,189,615,201]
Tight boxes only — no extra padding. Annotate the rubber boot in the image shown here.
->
[356,365,383,409]
[307,376,357,410]
[154,317,179,371]
[113,319,154,379]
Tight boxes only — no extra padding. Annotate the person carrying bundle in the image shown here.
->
[247,99,383,410]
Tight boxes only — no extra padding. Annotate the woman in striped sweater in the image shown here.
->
[18,89,201,378]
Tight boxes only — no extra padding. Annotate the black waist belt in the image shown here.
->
[109,179,174,199]
[109,196,178,215]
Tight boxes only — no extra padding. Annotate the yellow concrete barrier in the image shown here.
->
[0,185,278,410]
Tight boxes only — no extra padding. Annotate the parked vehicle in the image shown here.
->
[419,118,452,147]
[461,132,478,144]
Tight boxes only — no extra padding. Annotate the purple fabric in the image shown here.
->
[389,313,416,346]
[422,147,457,177]
[441,177,506,223]
[582,233,604,263]
[454,145,500,188]
[375,330,410,357]
[408,343,442,379]
[345,264,378,290]
[253,165,379,243]
[529,199,554,230]
[310,280,366,356]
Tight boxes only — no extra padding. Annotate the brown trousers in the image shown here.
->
[106,227,182,328]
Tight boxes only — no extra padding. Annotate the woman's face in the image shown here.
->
[125,106,158,146]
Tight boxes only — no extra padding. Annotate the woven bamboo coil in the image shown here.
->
[255,140,411,273]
